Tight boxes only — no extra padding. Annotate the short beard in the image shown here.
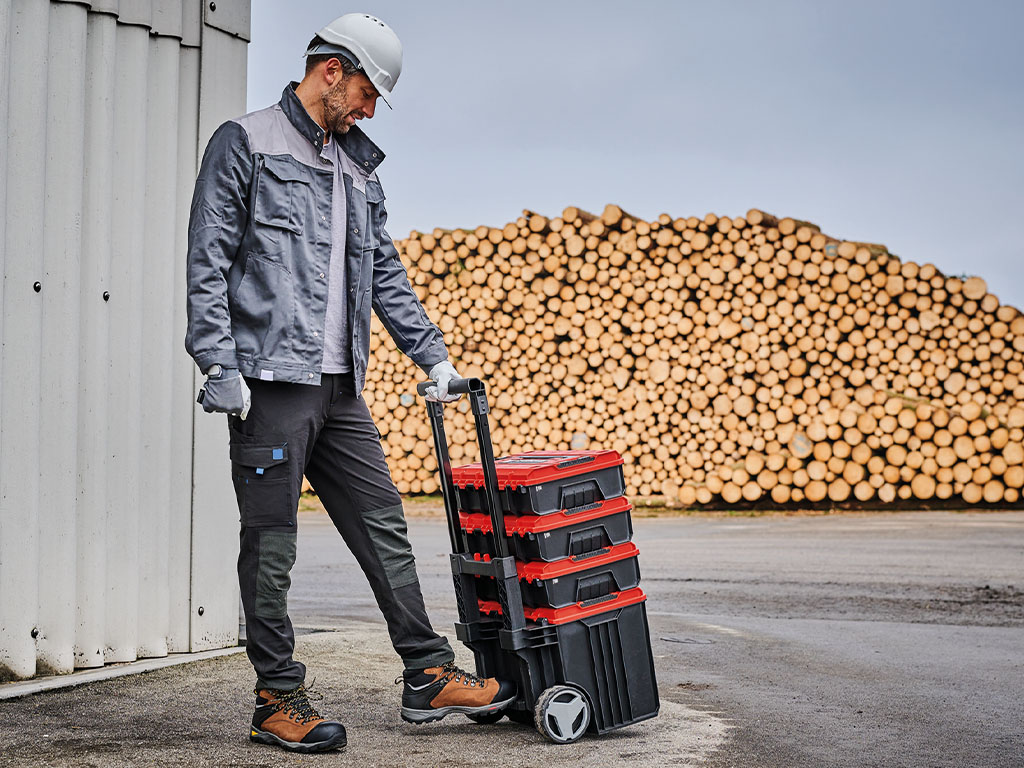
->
[321,76,354,135]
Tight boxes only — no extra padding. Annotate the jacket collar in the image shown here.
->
[280,82,385,175]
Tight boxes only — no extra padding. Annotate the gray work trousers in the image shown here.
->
[228,372,454,691]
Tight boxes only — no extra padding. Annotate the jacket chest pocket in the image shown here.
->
[254,156,311,235]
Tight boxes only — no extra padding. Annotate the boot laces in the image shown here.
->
[395,662,487,688]
[438,661,485,688]
[267,684,323,724]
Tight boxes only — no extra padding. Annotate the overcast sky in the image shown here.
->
[247,0,1024,311]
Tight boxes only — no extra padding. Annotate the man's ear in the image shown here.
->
[323,57,343,87]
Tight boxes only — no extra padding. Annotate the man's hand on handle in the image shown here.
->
[198,365,252,419]
[424,360,462,403]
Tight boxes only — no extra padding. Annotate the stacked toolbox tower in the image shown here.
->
[418,378,659,744]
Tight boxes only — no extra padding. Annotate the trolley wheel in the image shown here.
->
[467,710,505,725]
[533,685,591,744]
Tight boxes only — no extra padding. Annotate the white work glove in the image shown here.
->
[425,360,462,403]
[198,365,252,420]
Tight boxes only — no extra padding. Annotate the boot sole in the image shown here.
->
[401,695,516,724]
[249,727,347,753]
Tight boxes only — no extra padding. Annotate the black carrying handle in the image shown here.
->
[418,377,510,559]
[416,377,482,397]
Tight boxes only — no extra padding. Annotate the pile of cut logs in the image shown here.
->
[358,206,1024,507]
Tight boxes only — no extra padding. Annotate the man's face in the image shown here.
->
[322,69,379,134]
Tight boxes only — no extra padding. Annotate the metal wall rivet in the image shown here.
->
[103,291,110,302]
[209,2,216,11]
[33,282,41,293]
[197,606,205,616]
[30,627,39,638]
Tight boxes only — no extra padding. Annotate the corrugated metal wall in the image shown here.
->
[0,0,251,680]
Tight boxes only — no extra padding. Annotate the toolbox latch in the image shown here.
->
[579,593,618,609]
[571,547,610,562]
[556,455,596,469]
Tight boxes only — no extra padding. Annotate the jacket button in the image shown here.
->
[353,228,359,234]
[308,373,314,379]
[319,272,325,279]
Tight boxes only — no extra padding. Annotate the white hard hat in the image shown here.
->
[306,13,402,108]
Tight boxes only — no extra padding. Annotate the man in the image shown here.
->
[185,12,514,754]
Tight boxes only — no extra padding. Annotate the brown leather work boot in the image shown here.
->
[399,662,516,724]
[250,684,347,752]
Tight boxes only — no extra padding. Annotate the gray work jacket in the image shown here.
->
[185,83,447,391]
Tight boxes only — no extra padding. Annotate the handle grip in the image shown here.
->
[416,377,483,397]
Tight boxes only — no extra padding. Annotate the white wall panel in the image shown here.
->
[116,0,150,29]
[168,45,200,655]
[35,0,89,677]
[74,8,118,671]
[135,34,181,661]
[203,0,250,41]
[0,0,11,559]
[181,0,201,47]
[0,0,250,682]
[151,0,183,39]
[89,1,121,15]
[0,0,50,683]
[103,20,148,665]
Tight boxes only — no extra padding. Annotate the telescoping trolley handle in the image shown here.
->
[418,378,527,638]
[415,377,510,560]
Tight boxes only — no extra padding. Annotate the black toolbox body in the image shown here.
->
[418,378,659,739]
[472,542,642,608]
[469,589,659,733]
[452,450,626,516]
[459,495,635,562]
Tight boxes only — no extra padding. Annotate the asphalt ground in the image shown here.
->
[637,512,1024,768]
[1,508,1021,767]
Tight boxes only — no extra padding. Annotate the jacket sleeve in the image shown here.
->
[370,203,449,373]
[184,120,253,373]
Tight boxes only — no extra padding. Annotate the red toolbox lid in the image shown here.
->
[478,587,647,626]
[459,495,632,536]
[452,450,623,490]
[515,542,639,582]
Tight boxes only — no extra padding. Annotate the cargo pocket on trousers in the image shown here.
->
[230,441,296,528]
